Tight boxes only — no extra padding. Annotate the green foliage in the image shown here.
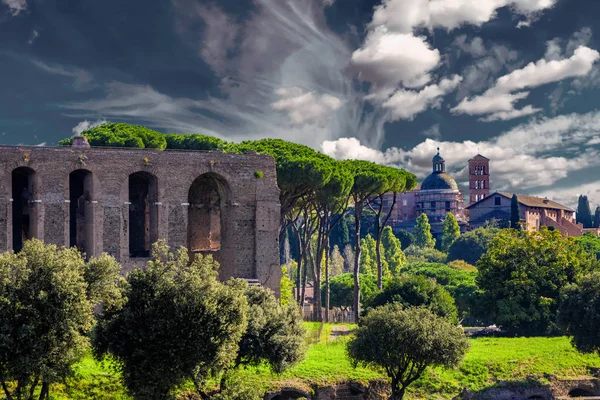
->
[446,227,500,265]
[60,123,167,149]
[510,194,520,229]
[93,241,248,399]
[577,195,594,228]
[280,266,295,306]
[414,213,435,248]
[446,260,477,272]
[382,226,407,276]
[575,232,600,260]
[254,170,263,179]
[401,262,479,323]
[394,229,414,250]
[477,228,595,335]
[404,245,447,263]
[324,273,379,310]
[0,239,121,399]
[347,304,469,400]
[369,275,459,323]
[595,207,600,229]
[329,245,345,276]
[235,286,306,374]
[164,133,226,151]
[441,213,460,252]
[359,234,377,275]
[559,272,600,354]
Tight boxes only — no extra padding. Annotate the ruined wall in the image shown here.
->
[0,144,282,295]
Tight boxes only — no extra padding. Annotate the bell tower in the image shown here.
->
[468,154,490,205]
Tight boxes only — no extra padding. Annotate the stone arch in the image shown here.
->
[128,171,158,258]
[68,169,95,258]
[11,166,38,252]
[569,387,596,397]
[187,173,231,259]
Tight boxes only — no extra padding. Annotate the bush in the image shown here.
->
[447,259,477,272]
[164,133,227,151]
[368,275,458,323]
[60,123,167,149]
[325,273,379,311]
[559,272,600,354]
[404,245,447,263]
[447,227,500,265]
[93,241,248,399]
[347,304,469,400]
[402,262,479,324]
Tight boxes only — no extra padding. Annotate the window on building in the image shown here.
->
[403,199,408,206]
[445,201,451,211]
[431,201,436,210]
[495,196,501,206]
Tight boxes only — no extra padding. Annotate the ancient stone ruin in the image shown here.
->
[0,137,281,294]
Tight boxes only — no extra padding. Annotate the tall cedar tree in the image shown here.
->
[441,213,461,252]
[510,194,521,229]
[414,213,435,248]
[577,195,593,228]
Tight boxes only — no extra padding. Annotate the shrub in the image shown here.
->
[447,227,499,265]
[404,245,447,263]
[347,304,469,400]
[368,275,458,323]
[254,170,264,179]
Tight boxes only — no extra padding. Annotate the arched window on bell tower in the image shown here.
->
[432,148,445,173]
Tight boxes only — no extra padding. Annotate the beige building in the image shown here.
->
[467,192,585,236]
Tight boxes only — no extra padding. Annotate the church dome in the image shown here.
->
[421,172,459,191]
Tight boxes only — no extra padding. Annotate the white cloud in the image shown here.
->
[321,111,600,200]
[536,181,600,210]
[452,46,600,120]
[2,0,27,15]
[271,88,342,125]
[480,105,542,121]
[31,60,94,91]
[349,28,440,91]
[72,119,107,136]
[382,75,462,121]
[27,29,39,45]
[421,124,441,140]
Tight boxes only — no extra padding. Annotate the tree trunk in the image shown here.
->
[324,234,330,323]
[353,206,361,323]
[2,381,13,400]
[37,382,48,400]
[300,249,307,307]
[307,244,321,321]
[293,224,302,304]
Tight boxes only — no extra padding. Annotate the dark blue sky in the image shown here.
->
[0,0,599,208]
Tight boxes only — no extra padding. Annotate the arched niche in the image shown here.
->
[69,169,94,258]
[187,173,231,257]
[129,171,158,258]
[12,167,37,252]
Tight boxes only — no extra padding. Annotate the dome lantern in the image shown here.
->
[432,147,445,173]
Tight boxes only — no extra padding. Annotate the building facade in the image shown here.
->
[467,192,584,236]
[0,137,282,294]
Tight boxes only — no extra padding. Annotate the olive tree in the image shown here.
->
[0,239,122,400]
[347,304,469,400]
[93,241,248,400]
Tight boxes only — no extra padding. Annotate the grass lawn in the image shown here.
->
[35,323,600,400]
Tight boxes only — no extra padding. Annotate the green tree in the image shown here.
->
[164,133,227,151]
[359,234,377,275]
[280,266,295,306]
[330,245,345,276]
[324,273,379,312]
[369,275,459,323]
[404,245,447,263]
[0,239,122,400]
[414,213,435,248]
[60,123,167,149]
[594,206,600,229]
[575,232,600,261]
[401,262,479,324]
[441,213,460,252]
[510,194,521,230]
[446,227,500,265]
[93,241,248,399]
[382,226,407,276]
[347,304,469,400]
[477,228,594,335]
[395,229,414,250]
[559,272,600,354]
[226,286,305,385]
[577,195,594,228]
[344,160,391,322]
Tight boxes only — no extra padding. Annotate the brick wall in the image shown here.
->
[0,145,282,295]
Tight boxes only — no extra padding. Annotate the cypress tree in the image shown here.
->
[510,194,521,230]
[594,207,600,229]
[441,213,461,252]
[414,213,435,248]
[577,195,593,228]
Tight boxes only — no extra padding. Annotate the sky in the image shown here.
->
[0,0,599,210]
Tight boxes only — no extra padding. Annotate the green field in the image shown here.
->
[30,323,600,400]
